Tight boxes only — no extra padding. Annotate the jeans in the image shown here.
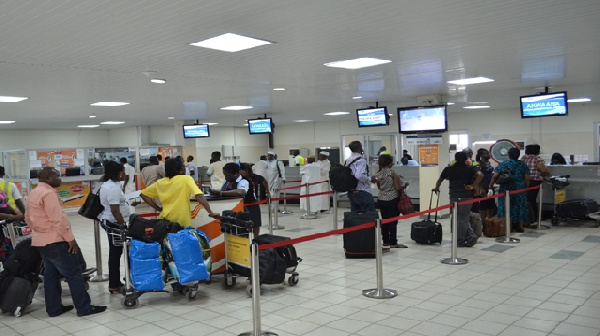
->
[378,198,400,245]
[347,190,376,212]
[105,221,124,288]
[450,197,477,245]
[38,242,92,316]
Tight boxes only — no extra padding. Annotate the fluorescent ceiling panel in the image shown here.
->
[91,102,130,106]
[447,77,494,85]
[0,96,28,103]
[220,106,253,110]
[324,58,391,70]
[190,33,271,52]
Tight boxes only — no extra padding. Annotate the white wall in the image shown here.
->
[0,129,110,150]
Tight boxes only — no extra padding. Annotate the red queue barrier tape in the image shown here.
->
[271,190,333,201]
[138,212,160,218]
[278,180,328,191]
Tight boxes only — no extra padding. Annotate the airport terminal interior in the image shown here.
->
[2,203,600,336]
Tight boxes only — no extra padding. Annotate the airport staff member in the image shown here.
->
[0,165,26,214]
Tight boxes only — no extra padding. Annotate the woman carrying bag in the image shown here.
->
[375,154,408,248]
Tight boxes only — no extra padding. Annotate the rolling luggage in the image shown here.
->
[483,216,506,237]
[253,234,300,272]
[343,211,378,258]
[411,190,442,244]
[554,199,598,220]
[0,274,39,317]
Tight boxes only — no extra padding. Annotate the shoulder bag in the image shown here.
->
[78,187,104,220]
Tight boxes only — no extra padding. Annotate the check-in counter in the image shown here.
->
[542,165,600,210]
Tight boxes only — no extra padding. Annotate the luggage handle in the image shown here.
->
[428,189,441,223]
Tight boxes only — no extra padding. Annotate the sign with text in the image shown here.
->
[407,135,443,145]
[419,145,439,167]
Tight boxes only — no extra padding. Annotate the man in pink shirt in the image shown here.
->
[25,167,106,317]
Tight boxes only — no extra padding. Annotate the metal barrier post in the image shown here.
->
[363,219,397,299]
[90,220,109,282]
[441,201,468,265]
[332,191,338,230]
[534,183,550,230]
[271,188,285,230]
[267,197,273,235]
[300,182,316,219]
[239,243,278,336]
[496,191,520,244]
[280,181,292,214]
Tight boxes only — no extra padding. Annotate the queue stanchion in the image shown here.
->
[90,220,109,282]
[300,182,316,220]
[271,188,285,230]
[280,181,292,214]
[496,191,520,244]
[267,197,273,235]
[332,190,338,230]
[239,243,278,336]
[533,183,550,230]
[441,201,468,265]
[362,219,397,299]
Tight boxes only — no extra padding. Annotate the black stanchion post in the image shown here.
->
[441,201,468,265]
[362,219,397,299]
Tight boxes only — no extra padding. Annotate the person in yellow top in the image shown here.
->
[140,158,218,228]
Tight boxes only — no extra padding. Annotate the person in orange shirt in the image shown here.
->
[25,167,106,317]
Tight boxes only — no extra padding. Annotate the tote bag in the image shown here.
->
[78,188,104,220]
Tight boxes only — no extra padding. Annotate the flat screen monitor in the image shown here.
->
[520,91,568,118]
[183,124,210,138]
[397,105,448,134]
[248,118,273,134]
[356,106,389,127]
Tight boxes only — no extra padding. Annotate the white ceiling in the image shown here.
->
[1,0,599,130]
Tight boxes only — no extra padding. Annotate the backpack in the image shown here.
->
[329,157,362,192]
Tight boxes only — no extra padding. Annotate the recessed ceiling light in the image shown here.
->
[446,102,455,105]
[242,123,248,126]
[78,125,99,128]
[324,111,350,116]
[100,121,125,124]
[220,106,253,110]
[89,115,97,118]
[190,33,272,52]
[567,97,591,103]
[463,106,490,109]
[447,77,494,85]
[273,88,285,91]
[151,79,166,84]
[0,121,16,124]
[324,58,391,70]
[90,102,130,107]
[168,116,175,120]
[294,120,312,123]
[352,96,362,99]
[0,96,28,103]
[204,122,219,125]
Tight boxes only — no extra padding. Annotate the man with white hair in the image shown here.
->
[317,151,331,212]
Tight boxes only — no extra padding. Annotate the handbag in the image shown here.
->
[397,191,415,214]
[496,167,514,185]
[78,188,104,220]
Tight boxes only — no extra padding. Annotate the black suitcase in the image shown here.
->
[411,190,443,244]
[555,199,598,220]
[343,211,378,258]
[253,234,300,272]
[0,273,39,317]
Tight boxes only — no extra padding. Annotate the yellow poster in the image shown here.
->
[225,234,251,268]
[419,145,439,167]
[55,181,91,209]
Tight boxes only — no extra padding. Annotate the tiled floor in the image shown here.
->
[2,204,600,336]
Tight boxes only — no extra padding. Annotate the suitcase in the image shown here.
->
[253,234,300,272]
[0,274,39,317]
[554,199,599,220]
[343,211,378,258]
[411,190,442,244]
[484,216,506,237]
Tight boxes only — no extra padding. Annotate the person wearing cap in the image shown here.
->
[300,155,321,214]
[317,151,331,212]
[265,151,286,199]
[0,165,26,214]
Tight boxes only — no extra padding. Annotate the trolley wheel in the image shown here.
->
[187,290,197,301]
[245,285,253,297]
[121,297,139,309]
[222,274,237,289]
[551,216,559,225]
[288,275,299,286]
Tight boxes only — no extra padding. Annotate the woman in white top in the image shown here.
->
[98,160,130,294]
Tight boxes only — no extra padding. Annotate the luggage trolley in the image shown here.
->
[547,175,570,225]
[103,221,204,309]
[547,175,600,227]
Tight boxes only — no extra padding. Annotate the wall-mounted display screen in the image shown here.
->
[397,105,448,134]
[183,124,210,138]
[520,91,568,118]
[356,106,389,127]
[248,118,273,134]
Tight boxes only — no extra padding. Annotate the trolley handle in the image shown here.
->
[218,215,256,229]
[0,219,13,226]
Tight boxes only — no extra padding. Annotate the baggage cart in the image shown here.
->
[547,175,600,227]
